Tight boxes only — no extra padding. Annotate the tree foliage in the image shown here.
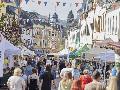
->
[67,10,74,24]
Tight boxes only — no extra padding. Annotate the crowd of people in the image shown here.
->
[0,57,120,90]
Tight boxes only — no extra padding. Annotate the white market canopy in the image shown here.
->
[58,48,70,56]
[0,34,21,77]
[100,50,115,62]
[4,40,21,56]
[47,53,58,56]
[18,46,35,56]
[84,47,115,62]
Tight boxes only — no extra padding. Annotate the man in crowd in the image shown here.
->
[85,71,105,90]
[24,62,33,76]
[60,62,73,78]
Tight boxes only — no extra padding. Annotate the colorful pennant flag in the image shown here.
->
[25,0,29,4]
[63,3,66,6]
[56,2,60,6]
[38,1,41,5]
[75,3,79,7]
[14,0,22,7]
[44,2,47,6]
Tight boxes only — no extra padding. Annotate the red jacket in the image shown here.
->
[80,75,92,90]
[71,79,81,90]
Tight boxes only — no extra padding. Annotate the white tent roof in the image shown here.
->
[100,50,115,62]
[58,48,70,56]
[86,47,108,55]
[85,47,115,62]
[47,53,58,56]
[5,40,21,55]
[19,46,35,56]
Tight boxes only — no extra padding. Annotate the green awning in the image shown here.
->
[69,49,77,59]
[75,44,89,57]
[69,45,89,59]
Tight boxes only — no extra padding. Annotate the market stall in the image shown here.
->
[18,46,35,56]
[58,48,70,56]
[0,34,21,77]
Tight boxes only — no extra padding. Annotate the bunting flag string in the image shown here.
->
[75,3,79,7]
[38,1,41,5]
[56,2,60,6]
[25,0,29,4]
[36,1,82,7]
[31,0,35,2]
[44,2,47,6]
[63,3,66,6]
[14,0,22,7]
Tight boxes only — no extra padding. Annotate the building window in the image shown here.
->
[40,41,42,47]
[45,41,47,47]
[103,14,104,31]
[115,16,117,34]
[112,16,114,34]
[108,18,109,33]
[49,31,51,36]
[52,34,54,36]
[105,14,106,32]
[110,18,112,34]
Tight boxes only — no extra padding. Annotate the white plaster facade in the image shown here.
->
[67,29,80,49]
[80,19,92,48]
[21,28,34,48]
[105,8,120,42]
[93,6,106,41]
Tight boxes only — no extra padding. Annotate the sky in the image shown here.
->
[20,0,83,20]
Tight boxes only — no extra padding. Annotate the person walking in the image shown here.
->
[72,65,81,80]
[85,71,105,90]
[71,79,81,90]
[80,69,92,90]
[60,62,73,79]
[106,76,118,90]
[28,68,39,90]
[7,68,26,90]
[24,62,33,77]
[58,71,73,90]
[40,65,54,90]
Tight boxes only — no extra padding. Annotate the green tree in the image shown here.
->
[52,12,59,23]
[67,10,74,24]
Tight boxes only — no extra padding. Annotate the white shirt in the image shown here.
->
[7,76,26,90]
[60,68,73,78]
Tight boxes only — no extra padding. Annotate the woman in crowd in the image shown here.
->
[106,76,118,90]
[40,65,54,90]
[28,68,39,90]
[80,69,92,90]
[72,65,81,80]
[85,71,105,90]
[7,68,26,90]
[71,79,81,90]
[51,64,57,79]
[58,71,73,90]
